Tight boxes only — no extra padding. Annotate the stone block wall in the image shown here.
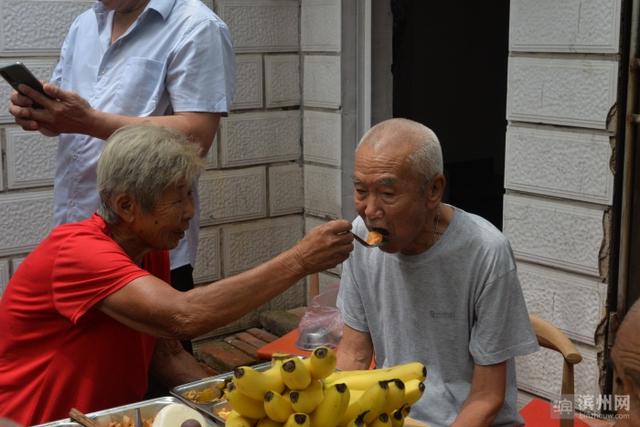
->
[300,0,343,296]
[506,0,622,406]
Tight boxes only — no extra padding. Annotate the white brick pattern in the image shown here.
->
[303,55,341,108]
[5,127,57,189]
[0,0,92,56]
[216,0,299,53]
[0,259,9,299]
[304,164,341,218]
[510,0,621,53]
[222,215,303,276]
[505,126,614,205]
[301,0,341,52]
[503,194,604,276]
[303,110,341,167]
[220,111,301,167]
[193,226,221,284]
[269,163,303,216]
[518,262,607,345]
[199,167,267,226]
[232,54,264,110]
[264,54,300,108]
[507,57,618,129]
[0,190,53,256]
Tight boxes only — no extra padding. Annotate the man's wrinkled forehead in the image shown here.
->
[352,175,398,187]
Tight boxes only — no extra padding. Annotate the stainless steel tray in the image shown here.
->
[33,396,217,427]
[171,361,272,425]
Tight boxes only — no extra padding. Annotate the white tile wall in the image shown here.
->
[216,0,299,53]
[220,111,301,168]
[518,261,607,345]
[301,0,341,52]
[5,127,57,189]
[264,54,300,108]
[269,163,303,216]
[231,54,264,110]
[0,190,53,256]
[0,0,92,56]
[507,57,618,130]
[268,278,305,311]
[193,226,221,285]
[303,110,341,167]
[503,194,604,277]
[221,215,303,276]
[199,166,267,226]
[303,55,341,108]
[505,126,614,205]
[304,164,341,218]
[510,0,621,53]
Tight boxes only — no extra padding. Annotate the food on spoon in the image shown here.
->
[367,230,384,245]
[151,403,206,427]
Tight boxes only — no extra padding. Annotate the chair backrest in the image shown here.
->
[529,314,583,427]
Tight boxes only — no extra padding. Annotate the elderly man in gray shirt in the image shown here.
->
[337,118,538,427]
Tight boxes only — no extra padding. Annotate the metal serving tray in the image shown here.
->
[33,396,217,427]
[171,361,272,425]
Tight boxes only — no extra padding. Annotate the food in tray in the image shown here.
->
[151,403,206,427]
[366,230,384,245]
[223,346,427,427]
[107,415,153,427]
[181,384,223,404]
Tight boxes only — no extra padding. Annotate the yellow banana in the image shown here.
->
[341,380,388,425]
[342,411,368,427]
[402,379,425,406]
[369,413,392,427]
[225,381,267,419]
[264,390,294,422]
[289,379,323,413]
[225,410,255,427]
[382,379,405,414]
[390,407,405,427]
[309,383,350,427]
[284,413,310,427]
[257,417,284,427]
[326,362,426,390]
[301,346,337,380]
[234,365,285,401]
[281,357,312,390]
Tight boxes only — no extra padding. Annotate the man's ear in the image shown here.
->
[112,193,137,223]
[426,174,446,209]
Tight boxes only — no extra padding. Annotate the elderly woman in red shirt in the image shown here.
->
[0,125,354,425]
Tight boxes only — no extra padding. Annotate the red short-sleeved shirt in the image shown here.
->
[0,214,170,425]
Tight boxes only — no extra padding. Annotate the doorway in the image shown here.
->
[391,0,510,229]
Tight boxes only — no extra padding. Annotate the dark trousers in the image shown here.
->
[145,264,194,398]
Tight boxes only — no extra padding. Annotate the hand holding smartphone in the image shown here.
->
[0,62,54,109]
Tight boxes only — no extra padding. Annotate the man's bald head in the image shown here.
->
[358,118,443,190]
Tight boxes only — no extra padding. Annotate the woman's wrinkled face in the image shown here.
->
[353,142,432,255]
[131,181,194,250]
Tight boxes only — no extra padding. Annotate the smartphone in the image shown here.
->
[0,62,53,108]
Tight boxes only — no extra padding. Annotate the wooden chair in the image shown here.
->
[520,314,587,427]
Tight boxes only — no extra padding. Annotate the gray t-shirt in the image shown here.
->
[337,207,538,427]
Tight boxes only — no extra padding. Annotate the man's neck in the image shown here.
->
[111,0,150,43]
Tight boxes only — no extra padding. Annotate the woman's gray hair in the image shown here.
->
[359,118,443,192]
[97,124,204,224]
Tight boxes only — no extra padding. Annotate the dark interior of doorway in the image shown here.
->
[391,1,510,229]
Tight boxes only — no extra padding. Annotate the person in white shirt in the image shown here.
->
[8,0,234,346]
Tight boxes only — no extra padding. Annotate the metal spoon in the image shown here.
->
[351,231,384,248]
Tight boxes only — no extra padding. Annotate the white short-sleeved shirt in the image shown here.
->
[338,208,539,427]
[50,0,235,269]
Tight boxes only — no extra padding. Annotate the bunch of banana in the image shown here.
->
[224,346,426,427]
